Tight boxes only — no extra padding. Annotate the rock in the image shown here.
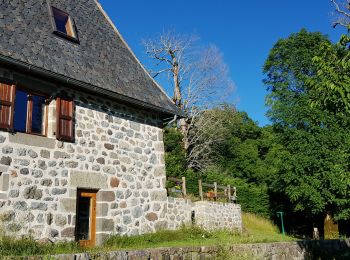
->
[0,156,12,165]
[14,159,30,166]
[134,147,142,154]
[41,179,53,186]
[20,168,29,175]
[120,201,127,208]
[16,148,27,156]
[31,202,48,211]
[55,215,67,227]
[129,122,140,131]
[49,170,58,177]
[9,189,19,198]
[0,211,15,221]
[46,213,53,225]
[37,213,44,223]
[54,151,70,159]
[150,190,167,201]
[146,212,158,222]
[124,175,134,183]
[2,146,13,154]
[153,203,161,211]
[13,201,28,211]
[65,161,78,168]
[38,160,47,170]
[110,177,120,188]
[23,186,42,199]
[92,165,100,171]
[32,169,43,178]
[97,191,115,202]
[119,141,131,151]
[132,206,143,218]
[99,218,114,232]
[40,150,50,159]
[50,229,59,238]
[123,216,132,225]
[36,238,53,245]
[0,135,5,143]
[103,166,116,175]
[28,149,38,158]
[96,157,105,164]
[149,154,157,164]
[61,227,75,238]
[23,212,35,222]
[52,188,67,195]
[104,143,114,150]
[125,189,132,199]
[48,161,57,167]
[116,190,124,199]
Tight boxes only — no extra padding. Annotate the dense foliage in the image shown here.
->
[263,29,350,234]
[308,34,350,114]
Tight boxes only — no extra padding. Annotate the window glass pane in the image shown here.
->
[14,90,28,133]
[31,95,46,135]
[53,8,68,34]
[52,7,75,37]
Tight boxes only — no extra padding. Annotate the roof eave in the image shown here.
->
[0,54,185,118]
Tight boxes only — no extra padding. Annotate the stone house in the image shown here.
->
[0,0,183,246]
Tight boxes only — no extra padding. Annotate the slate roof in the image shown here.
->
[0,0,181,116]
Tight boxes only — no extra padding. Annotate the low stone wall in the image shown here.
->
[35,240,350,259]
[166,197,192,230]
[165,198,242,232]
[193,201,242,232]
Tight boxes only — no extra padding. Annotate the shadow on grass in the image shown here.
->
[297,239,350,260]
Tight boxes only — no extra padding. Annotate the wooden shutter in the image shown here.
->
[56,97,74,141]
[0,83,15,130]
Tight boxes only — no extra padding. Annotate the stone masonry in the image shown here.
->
[0,84,168,245]
[166,198,242,232]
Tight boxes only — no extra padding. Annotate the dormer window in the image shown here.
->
[51,6,79,43]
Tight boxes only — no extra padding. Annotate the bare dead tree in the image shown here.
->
[330,0,350,28]
[143,31,235,171]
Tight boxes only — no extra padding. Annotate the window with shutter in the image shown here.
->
[0,83,15,130]
[56,97,74,142]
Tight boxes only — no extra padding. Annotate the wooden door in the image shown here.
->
[76,190,96,247]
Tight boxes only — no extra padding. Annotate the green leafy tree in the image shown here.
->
[218,111,280,185]
[263,29,350,225]
[307,35,350,114]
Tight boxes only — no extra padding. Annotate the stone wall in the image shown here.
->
[165,198,242,232]
[45,240,350,259]
[193,201,242,232]
[166,197,193,230]
[0,70,168,244]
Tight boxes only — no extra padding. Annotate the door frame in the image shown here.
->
[75,189,97,247]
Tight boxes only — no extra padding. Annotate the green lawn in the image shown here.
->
[0,213,294,257]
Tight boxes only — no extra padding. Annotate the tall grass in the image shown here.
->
[0,213,293,257]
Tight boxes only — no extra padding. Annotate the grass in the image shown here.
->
[0,213,294,257]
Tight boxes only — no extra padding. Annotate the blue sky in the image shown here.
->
[99,0,345,126]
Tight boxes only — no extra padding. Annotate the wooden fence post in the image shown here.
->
[227,185,231,202]
[214,182,217,201]
[198,179,203,201]
[182,177,187,198]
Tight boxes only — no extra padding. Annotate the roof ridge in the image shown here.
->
[93,0,176,107]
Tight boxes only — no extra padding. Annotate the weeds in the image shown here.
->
[0,213,293,257]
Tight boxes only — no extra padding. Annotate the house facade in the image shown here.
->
[0,0,183,246]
